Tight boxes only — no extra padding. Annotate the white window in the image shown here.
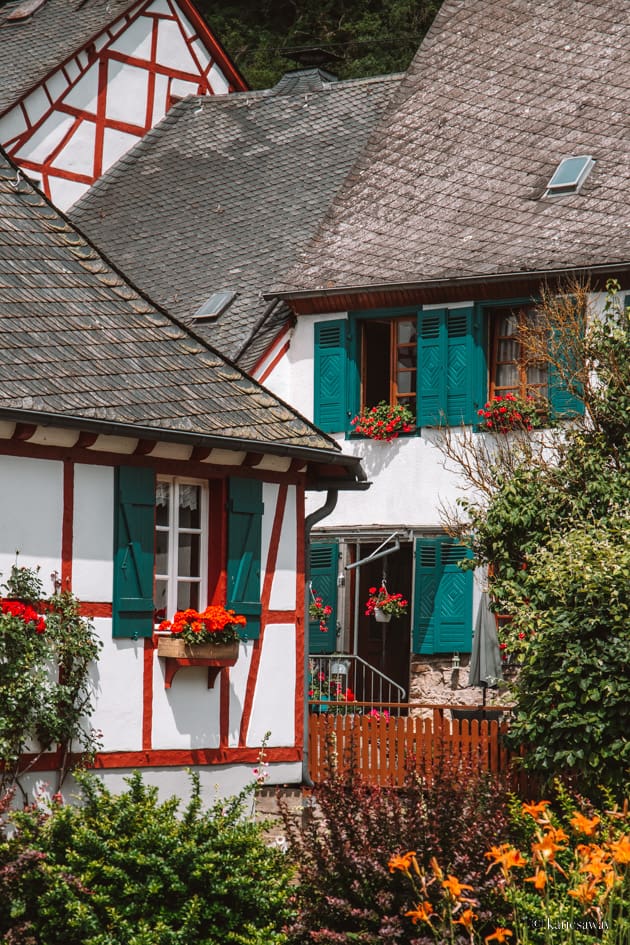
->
[154,478,208,622]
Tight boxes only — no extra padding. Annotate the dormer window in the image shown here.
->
[544,155,594,197]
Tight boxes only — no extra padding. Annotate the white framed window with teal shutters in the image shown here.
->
[308,542,338,654]
[154,477,208,624]
[412,537,473,654]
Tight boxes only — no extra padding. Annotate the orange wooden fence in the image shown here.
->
[308,706,530,791]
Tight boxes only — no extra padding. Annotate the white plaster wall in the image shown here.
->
[246,624,296,747]
[89,620,144,752]
[0,454,63,588]
[72,464,114,602]
[18,760,302,809]
[152,655,222,750]
[260,481,278,597]
[270,484,297,610]
[228,640,254,748]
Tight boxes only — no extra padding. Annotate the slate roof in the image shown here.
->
[272,0,630,297]
[69,71,403,366]
[0,147,362,472]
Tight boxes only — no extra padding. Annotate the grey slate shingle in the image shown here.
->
[271,0,630,295]
[69,72,403,366]
[0,148,348,457]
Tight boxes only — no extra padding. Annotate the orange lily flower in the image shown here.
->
[405,901,435,925]
[568,881,598,907]
[610,835,630,864]
[429,855,444,880]
[455,907,478,932]
[570,812,601,836]
[522,800,550,821]
[485,843,526,877]
[442,874,474,899]
[388,851,417,874]
[485,928,513,943]
[525,869,547,890]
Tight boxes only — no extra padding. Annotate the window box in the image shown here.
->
[157,636,239,689]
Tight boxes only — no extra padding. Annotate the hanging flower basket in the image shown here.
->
[477,393,549,433]
[157,605,245,688]
[308,589,333,633]
[350,401,415,441]
[364,585,408,620]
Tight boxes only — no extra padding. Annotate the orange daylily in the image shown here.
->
[532,829,567,863]
[485,843,527,877]
[610,835,630,864]
[568,880,598,907]
[525,869,547,890]
[388,851,418,874]
[454,907,478,932]
[485,928,513,943]
[442,874,474,899]
[405,901,436,925]
[429,855,444,880]
[521,800,551,821]
[570,812,601,836]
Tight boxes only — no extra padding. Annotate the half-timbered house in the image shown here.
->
[0,0,246,210]
[0,147,366,801]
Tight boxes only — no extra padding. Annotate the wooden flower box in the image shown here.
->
[157,637,239,689]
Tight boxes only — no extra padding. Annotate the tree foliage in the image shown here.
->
[437,280,630,798]
[199,0,441,89]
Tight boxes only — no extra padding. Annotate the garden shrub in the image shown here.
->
[278,753,513,944]
[0,772,293,945]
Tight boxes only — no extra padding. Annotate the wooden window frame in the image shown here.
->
[155,476,209,623]
[360,315,417,411]
[489,305,547,401]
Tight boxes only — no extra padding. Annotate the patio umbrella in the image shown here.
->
[468,591,503,706]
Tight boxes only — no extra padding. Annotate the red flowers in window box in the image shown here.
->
[477,393,549,433]
[158,605,246,646]
[351,401,415,441]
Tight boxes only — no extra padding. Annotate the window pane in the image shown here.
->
[154,580,168,621]
[495,363,518,389]
[178,532,200,578]
[397,320,416,345]
[177,581,200,611]
[497,338,519,363]
[498,312,518,336]
[156,482,169,527]
[397,370,416,394]
[178,485,201,529]
[156,530,169,576]
[397,349,416,369]
[527,363,548,388]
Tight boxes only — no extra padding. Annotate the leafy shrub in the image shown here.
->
[0,772,293,945]
[278,754,512,944]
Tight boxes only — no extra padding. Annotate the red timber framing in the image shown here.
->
[2,437,307,772]
[1,0,247,208]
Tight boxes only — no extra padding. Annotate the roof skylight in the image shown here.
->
[191,290,236,323]
[545,155,594,197]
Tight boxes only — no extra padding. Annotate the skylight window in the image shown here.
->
[191,290,236,323]
[545,155,594,197]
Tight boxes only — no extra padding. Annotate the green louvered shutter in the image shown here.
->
[308,542,338,654]
[548,326,585,418]
[417,308,481,427]
[417,310,445,426]
[314,320,348,432]
[227,478,264,640]
[113,466,156,639]
[412,537,473,654]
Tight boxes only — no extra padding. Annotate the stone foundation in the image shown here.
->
[409,654,510,711]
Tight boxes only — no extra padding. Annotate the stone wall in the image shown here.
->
[409,654,512,711]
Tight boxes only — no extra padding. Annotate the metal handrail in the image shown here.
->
[308,653,406,713]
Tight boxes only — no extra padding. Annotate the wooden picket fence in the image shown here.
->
[308,705,532,792]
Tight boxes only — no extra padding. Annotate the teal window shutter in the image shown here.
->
[412,537,473,654]
[113,466,156,639]
[227,478,264,640]
[314,319,348,432]
[308,542,338,654]
[548,326,585,418]
[417,308,480,427]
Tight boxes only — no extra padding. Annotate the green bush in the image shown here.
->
[0,772,293,945]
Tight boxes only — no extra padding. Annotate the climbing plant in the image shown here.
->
[0,562,101,800]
